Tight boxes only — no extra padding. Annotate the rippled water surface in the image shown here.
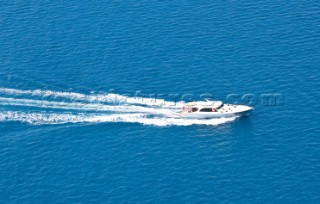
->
[0,0,319,203]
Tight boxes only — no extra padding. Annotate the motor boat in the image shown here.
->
[180,100,252,119]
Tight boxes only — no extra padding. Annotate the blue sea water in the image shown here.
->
[0,0,319,203]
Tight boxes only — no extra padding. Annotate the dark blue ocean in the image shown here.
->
[1,0,319,203]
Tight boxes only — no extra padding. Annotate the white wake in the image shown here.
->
[0,111,236,126]
[0,87,237,126]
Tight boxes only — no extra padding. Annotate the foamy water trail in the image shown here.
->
[0,97,176,115]
[0,111,236,126]
[0,87,183,107]
[0,87,237,126]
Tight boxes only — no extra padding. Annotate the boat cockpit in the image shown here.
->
[182,101,224,113]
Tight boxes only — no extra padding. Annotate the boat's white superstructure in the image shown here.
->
[180,101,252,118]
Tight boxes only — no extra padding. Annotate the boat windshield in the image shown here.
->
[215,103,224,110]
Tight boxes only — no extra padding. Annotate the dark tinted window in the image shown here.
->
[200,108,214,112]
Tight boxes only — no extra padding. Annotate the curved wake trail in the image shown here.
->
[0,87,237,126]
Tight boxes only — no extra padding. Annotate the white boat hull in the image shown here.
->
[179,104,253,119]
